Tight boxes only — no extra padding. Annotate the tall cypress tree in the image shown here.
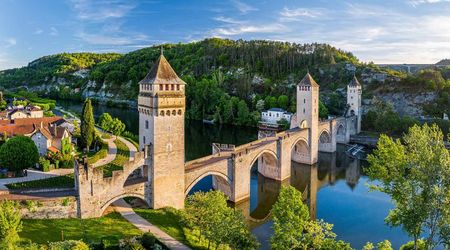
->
[80,98,95,151]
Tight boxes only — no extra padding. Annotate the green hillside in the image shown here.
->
[0,38,448,127]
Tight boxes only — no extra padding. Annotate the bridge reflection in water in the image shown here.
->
[188,144,364,228]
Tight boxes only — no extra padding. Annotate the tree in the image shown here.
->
[277,95,289,110]
[255,99,265,112]
[367,124,450,250]
[98,113,113,132]
[182,191,259,249]
[236,100,250,125]
[0,136,39,173]
[270,185,351,250]
[110,118,126,136]
[319,100,329,119]
[80,98,95,151]
[0,200,22,250]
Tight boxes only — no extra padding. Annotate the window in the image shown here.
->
[145,120,149,129]
[165,84,169,90]
[303,99,305,103]
[177,85,180,91]
[143,136,146,144]
[303,108,305,114]
[171,85,174,90]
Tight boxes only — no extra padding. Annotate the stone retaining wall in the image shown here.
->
[18,197,77,219]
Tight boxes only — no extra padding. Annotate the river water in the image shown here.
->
[57,100,410,249]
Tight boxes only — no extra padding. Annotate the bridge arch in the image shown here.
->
[336,123,346,143]
[248,149,279,183]
[319,129,333,152]
[291,137,310,163]
[184,171,232,197]
[99,193,148,215]
[319,129,332,143]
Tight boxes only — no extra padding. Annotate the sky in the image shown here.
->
[0,0,450,70]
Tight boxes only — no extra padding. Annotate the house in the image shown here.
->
[261,108,292,125]
[7,104,43,119]
[31,125,71,156]
[0,116,71,156]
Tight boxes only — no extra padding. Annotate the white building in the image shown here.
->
[261,108,292,125]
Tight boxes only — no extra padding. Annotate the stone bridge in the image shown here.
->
[75,55,362,218]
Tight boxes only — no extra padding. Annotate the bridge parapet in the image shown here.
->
[75,149,148,218]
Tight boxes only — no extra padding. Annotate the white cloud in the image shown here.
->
[231,0,258,14]
[409,0,450,6]
[214,16,245,24]
[212,23,288,36]
[34,29,43,35]
[69,0,136,21]
[50,27,58,36]
[279,7,323,21]
[2,38,17,48]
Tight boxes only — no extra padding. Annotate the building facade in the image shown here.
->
[261,108,292,125]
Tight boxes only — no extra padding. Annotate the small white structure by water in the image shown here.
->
[261,108,292,125]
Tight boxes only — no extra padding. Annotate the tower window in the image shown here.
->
[166,110,170,116]
[172,110,176,115]
[303,99,305,103]
[159,84,163,91]
[177,85,180,91]
[143,136,146,144]
[145,120,149,129]
[160,111,164,116]
[178,110,182,115]
[171,85,174,90]
[165,84,169,90]
[303,108,305,114]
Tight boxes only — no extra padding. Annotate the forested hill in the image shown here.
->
[0,38,448,127]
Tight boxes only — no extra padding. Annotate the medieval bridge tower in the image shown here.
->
[138,53,186,209]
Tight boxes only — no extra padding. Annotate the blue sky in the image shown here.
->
[0,0,450,70]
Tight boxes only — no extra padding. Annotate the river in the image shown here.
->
[57,100,410,249]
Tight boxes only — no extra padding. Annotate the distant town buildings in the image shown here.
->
[0,117,71,155]
[0,103,44,120]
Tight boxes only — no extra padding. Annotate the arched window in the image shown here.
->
[177,85,180,91]
[303,108,305,114]
[178,110,182,115]
[160,110,164,116]
[172,110,176,115]
[166,110,170,116]
[171,85,174,91]
[145,120,149,129]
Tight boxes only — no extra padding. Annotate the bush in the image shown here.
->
[48,240,89,250]
[39,157,51,172]
[400,239,426,250]
[140,233,157,249]
[87,140,109,164]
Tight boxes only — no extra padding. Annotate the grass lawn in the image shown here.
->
[99,138,129,177]
[20,212,142,245]
[6,174,75,190]
[135,208,211,250]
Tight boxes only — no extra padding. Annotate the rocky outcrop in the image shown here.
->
[373,91,437,116]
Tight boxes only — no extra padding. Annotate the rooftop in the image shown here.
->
[348,76,361,87]
[138,54,186,86]
[298,73,319,87]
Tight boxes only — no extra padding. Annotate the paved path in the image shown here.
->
[0,168,73,190]
[92,137,117,168]
[117,136,137,160]
[112,199,191,250]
